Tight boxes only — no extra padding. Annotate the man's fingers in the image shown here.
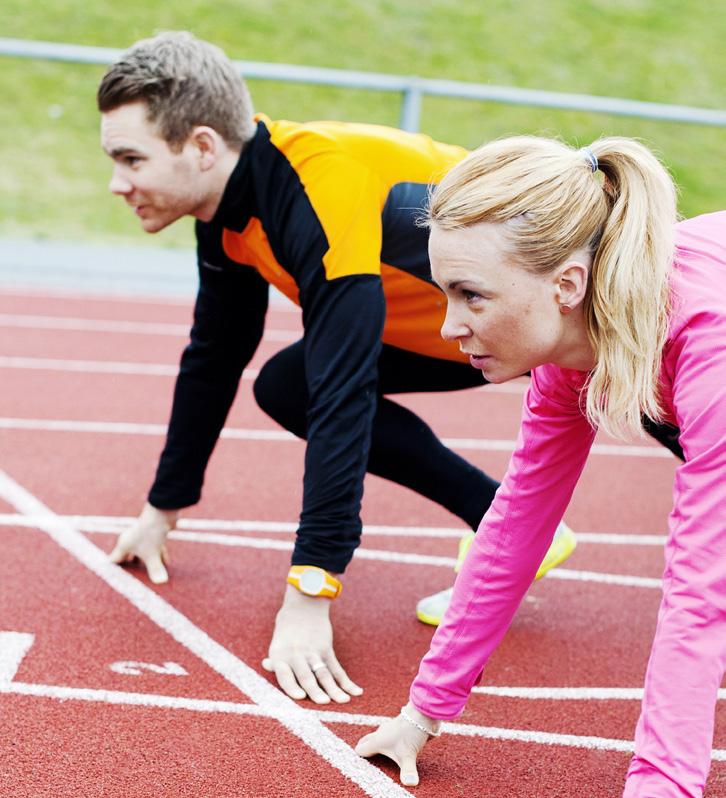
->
[398,753,420,787]
[309,661,350,704]
[109,543,132,564]
[324,651,363,696]
[290,656,331,704]
[144,552,169,584]
[160,545,170,566]
[271,660,307,701]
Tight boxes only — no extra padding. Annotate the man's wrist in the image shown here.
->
[286,565,342,598]
[143,502,179,527]
[282,583,336,611]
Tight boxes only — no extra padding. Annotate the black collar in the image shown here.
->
[211,120,269,232]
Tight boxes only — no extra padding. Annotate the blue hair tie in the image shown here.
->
[580,147,598,173]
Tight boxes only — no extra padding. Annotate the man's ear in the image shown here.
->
[556,259,589,311]
[190,126,220,170]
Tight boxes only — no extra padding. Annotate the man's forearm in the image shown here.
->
[149,363,242,508]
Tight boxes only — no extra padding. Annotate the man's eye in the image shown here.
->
[124,156,141,166]
[462,289,481,302]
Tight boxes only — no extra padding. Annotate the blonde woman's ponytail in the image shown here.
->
[584,138,677,438]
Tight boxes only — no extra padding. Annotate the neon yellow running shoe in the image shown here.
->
[415,522,577,627]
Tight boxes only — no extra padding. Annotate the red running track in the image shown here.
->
[0,287,724,798]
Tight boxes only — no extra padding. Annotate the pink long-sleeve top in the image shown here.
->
[410,211,726,721]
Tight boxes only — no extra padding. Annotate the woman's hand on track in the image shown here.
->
[355,703,440,786]
[109,502,178,584]
[262,585,363,704]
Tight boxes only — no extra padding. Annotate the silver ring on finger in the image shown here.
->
[311,662,327,674]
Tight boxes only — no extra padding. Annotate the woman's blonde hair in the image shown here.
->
[428,135,678,440]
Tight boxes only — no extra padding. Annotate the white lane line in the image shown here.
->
[0,632,35,683]
[0,514,662,588]
[2,681,270,715]
[0,286,301,313]
[442,436,674,459]
[73,516,469,540]
[473,686,726,701]
[325,710,633,755]
[0,313,299,342]
[1,517,460,569]
[574,532,666,546]
[0,470,412,798]
[544,569,662,589]
[0,418,292,441]
[0,352,524,395]
[0,357,259,380]
[0,415,674,460]
[8,679,725,761]
[0,514,668,545]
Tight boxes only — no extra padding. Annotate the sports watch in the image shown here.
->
[287,565,342,599]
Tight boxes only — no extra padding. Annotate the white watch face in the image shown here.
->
[299,569,326,595]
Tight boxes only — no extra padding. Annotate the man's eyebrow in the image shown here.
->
[105,146,142,159]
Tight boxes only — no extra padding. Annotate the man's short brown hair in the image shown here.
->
[97,31,256,151]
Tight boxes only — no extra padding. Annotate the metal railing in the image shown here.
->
[2,36,725,132]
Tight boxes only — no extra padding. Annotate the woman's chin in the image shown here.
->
[481,364,519,384]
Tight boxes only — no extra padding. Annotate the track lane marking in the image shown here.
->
[0,470,413,798]
[0,415,675,459]
[0,356,259,380]
[0,353,527,394]
[0,286,301,313]
[473,686,726,700]
[0,313,299,342]
[0,632,35,682]
[0,514,668,544]
[2,679,725,761]
[0,514,663,588]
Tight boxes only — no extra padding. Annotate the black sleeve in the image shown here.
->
[292,272,386,573]
[148,221,269,509]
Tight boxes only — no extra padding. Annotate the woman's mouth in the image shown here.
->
[469,354,491,369]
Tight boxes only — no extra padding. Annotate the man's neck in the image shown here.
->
[195,147,244,223]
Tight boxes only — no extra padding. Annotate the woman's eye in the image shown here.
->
[124,156,141,167]
[462,289,481,302]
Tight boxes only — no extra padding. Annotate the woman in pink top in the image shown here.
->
[355,135,726,797]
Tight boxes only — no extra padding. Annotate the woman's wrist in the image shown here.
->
[401,701,442,737]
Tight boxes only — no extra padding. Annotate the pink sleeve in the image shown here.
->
[625,309,726,790]
[410,364,596,720]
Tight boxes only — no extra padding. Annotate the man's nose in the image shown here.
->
[109,168,133,196]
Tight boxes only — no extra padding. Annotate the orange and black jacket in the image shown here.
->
[149,115,468,572]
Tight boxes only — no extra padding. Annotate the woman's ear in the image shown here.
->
[556,259,589,312]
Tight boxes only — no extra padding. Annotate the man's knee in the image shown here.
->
[253,353,307,434]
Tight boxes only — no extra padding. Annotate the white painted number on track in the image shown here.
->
[109,660,189,676]
[0,631,35,683]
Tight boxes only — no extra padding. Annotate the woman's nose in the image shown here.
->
[440,305,470,341]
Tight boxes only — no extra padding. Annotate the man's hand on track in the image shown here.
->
[109,501,178,584]
[262,585,363,704]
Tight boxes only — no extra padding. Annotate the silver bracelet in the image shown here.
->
[400,706,441,737]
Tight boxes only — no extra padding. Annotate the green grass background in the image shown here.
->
[0,0,724,249]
